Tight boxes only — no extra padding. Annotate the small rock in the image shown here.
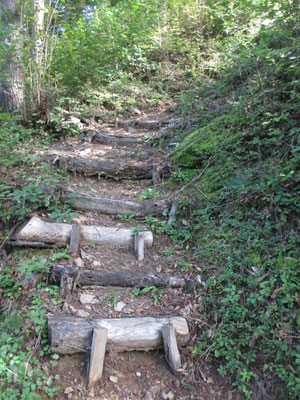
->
[173,379,180,388]
[80,250,94,261]
[168,103,178,113]
[165,256,174,264]
[156,266,162,273]
[64,387,73,394]
[93,260,101,267]
[109,375,118,383]
[74,258,85,268]
[76,309,90,318]
[167,391,174,400]
[114,301,126,312]
[128,127,137,134]
[80,250,88,259]
[161,391,174,400]
[80,294,95,304]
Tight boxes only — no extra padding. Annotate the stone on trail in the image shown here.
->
[79,293,98,304]
[114,301,126,312]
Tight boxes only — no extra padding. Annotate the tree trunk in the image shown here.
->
[32,0,45,108]
[0,0,25,119]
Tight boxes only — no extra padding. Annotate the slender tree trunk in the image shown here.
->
[0,0,25,119]
[32,0,45,107]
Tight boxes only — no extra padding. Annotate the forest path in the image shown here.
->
[16,109,231,400]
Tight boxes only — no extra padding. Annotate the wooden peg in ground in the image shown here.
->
[134,231,145,261]
[162,323,181,372]
[87,328,108,388]
[167,201,178,225]
[69,223,82,254]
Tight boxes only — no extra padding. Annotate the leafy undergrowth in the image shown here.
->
[0,253,67,399]
[0,114,79,399]
[164,13,300,400]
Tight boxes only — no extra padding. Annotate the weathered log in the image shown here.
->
[116,119,172,130]
[55,156,155,180]
[13,217,153,247]
[7,240,64,248]
[48,315,190,354]
[50,265,187,289]
[92,131,144,146]
[64,192,170,217]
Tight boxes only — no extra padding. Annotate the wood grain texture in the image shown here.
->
[50,265,187,289]
[64,191,170,217]
[162,324,181,371]
[14,217,153,247]
[48,315,190,354]
[87,328,108,388]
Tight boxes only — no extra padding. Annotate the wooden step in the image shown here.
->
[50,265,187,289]
[48,315,190,354]
[12,217,153,248]
[49,155,171,180]
[63,191,170,216]
[90,130,145,146]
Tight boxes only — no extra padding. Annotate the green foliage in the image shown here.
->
[139,188,162,200]
[0,257,61,399]
[131,285,164,305]
[117,213,135,222]
[169,6,300,398]
[144,216,167,235]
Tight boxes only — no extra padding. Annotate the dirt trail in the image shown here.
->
[21,109,235,399]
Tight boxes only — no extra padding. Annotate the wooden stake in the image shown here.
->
[134,232,145,261]
[69,224,81,254]
[167,201,177,225]
[162,323,181,372]
[87,328,108,388]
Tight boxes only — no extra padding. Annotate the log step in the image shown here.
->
[116,119,172,130]
[48,315,189,354]
[64,191,170,217]
[12,217,153,248]
[91,131,145,146]
[50,155,156,180]
[50,265,187,289]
